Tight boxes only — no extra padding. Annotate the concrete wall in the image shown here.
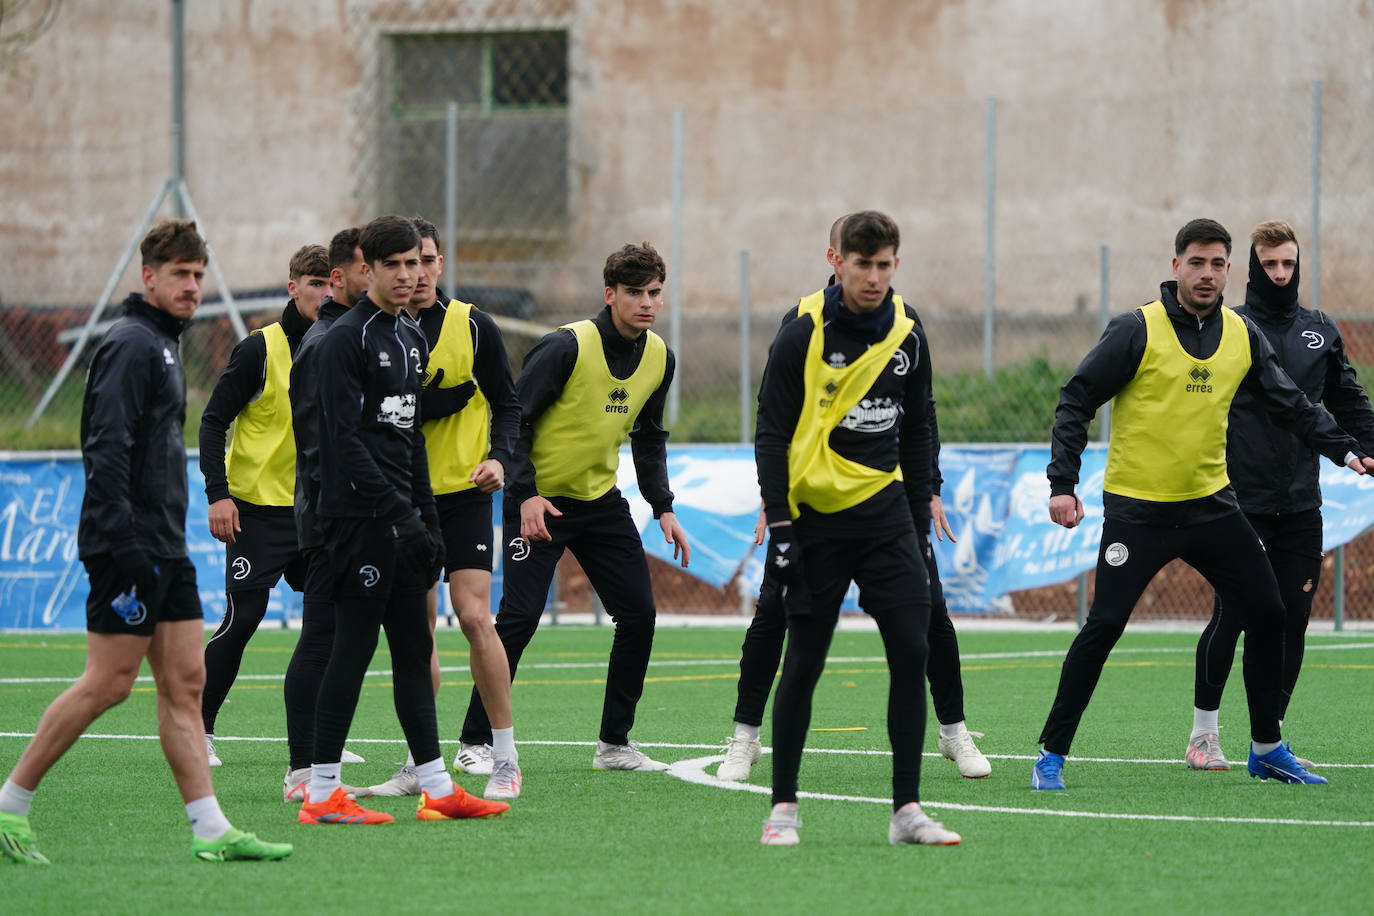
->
[3,0,1372,356]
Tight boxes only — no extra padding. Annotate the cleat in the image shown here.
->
[717,735,762,781]
[592,740,669,772]
[484,759,523,801]
[205,735,222,767]
[283,767,359,802]
[298,787,395,824]
[453,742,494,776]
[0,811,51,865]
[888,802,961,846]
[341,748,366,764]
[938,726,991,779]
[1185,733,1231,771]
[192,827,293,862]
[356,764,420,798]
[760,802,800,846]
[1031,748,1066,790]
[1247,743,1329,785]
[417,783,509,820]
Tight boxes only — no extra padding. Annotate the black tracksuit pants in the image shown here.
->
[734,528,964,728]
[283,549,336,771]
[1039,511,1286,755]
[1195,508,1323,719]
[460,491,657,747]
[312,519,440,767]
[771,529,931,812]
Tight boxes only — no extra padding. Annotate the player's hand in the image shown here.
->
[1049,493,1085,529]
[520,495,562,542]
[469,458,505,493]
[420,368,477,420]
[110,540,159,598]
[1346,455,1374,475]
[765,522,803,587]
[659,511,691,568]
[930,494,955,543]
[208,498,240,544]
[752,507,767,546]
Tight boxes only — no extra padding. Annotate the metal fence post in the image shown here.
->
[170,0,186,219]
[739,249,751,444]
[1333,544,1345,631]
[1311,79,1322,313]
[1076,571,1087,629]
[983,95,997,380]
[668,105,684,425]
[444,101,459,294]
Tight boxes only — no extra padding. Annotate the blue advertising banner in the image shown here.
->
[5,444,1374,629]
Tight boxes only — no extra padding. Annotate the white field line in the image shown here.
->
[3,640,1371,687]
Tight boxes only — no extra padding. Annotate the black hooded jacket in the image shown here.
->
[1047,281,1363,527]
[77,293,192,559]
[1226,246,1374,514]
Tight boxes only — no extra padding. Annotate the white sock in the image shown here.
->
[308,762,343,803]
[1191,707,1220,741]
[1252,740,1281,755]
[733,723,759,742]
[0,779,35,817]
[939,721,965,740]
[185,795,232,841]
[492,727,517,763]
[405,750,416,767]
[415,757,452,798]
[768,801,799,825]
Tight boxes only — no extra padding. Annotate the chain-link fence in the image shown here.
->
[4,0,1374,621]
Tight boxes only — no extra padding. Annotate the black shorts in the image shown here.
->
[320,516,429,600]
[226,501,305,592]
[84,554,203,635]
[436,490,495,576]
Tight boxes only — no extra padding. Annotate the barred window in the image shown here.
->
[379,31,569,239]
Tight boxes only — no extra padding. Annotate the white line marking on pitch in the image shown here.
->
[3,640,1370,687]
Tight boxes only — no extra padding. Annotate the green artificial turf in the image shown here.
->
[1,626,1370,914]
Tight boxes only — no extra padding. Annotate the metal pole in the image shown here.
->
[1333,544,1345,631]
[1311,79,1322,313]
[592,587,604,626]
[170,0,186,219]
[444,101,459,295]
[1099,244,1112,439]
[983,96,996,379]
[739,249,751,444]
[668,105,684,425]
[1076,571,1087,629]
[28,180,175,428]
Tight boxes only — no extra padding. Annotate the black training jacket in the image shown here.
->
[1047,281,1362,527]
[314,295,435,525]
[505,305,676,516]
[291,298,348,550]
[756,286,934,540]
[410,289,521,473]
[199,299,313,504]
[77,293,191,559]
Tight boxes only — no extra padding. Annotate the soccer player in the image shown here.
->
[718,215,989,783]
[754,210,961,847]
[297,214,507,824]
[456,242,691,773]
[360,217,523,801]
[280,228,370,802]
[1185,220,1374,770]
[1034,218,1372,791]
[0,220,291,864]
[198,244,327,767]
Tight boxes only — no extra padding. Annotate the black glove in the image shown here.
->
[391,512,431,562]
[765,524,803,588]
[421,368,477,420]
[420,504,445,584]
[110,540,159,600]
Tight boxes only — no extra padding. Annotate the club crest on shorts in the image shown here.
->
[509,537,530,561]
[358,564,381,587]
[230,556,252,580]
[111,587,147,626]
[1104,542,1129,567]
